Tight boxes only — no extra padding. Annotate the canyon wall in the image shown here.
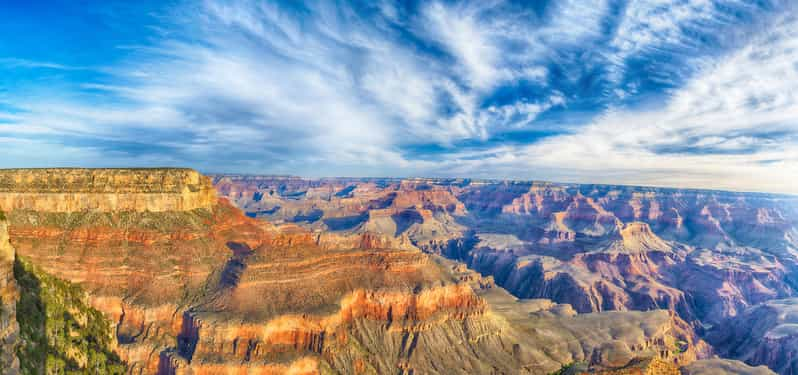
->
[0,214,19,373]
[0,168,216,212]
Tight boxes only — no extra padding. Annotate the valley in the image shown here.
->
[214,174,798,374]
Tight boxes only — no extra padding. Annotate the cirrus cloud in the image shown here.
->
[0,0,795,193]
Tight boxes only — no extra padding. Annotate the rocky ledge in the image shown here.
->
[0,168,216,212]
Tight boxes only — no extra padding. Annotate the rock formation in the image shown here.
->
[0,169,715,374]
[214,176,798,374]
[0,168,216,212]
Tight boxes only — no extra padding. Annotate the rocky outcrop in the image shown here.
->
[0,168,216,212]
[617,222,673,253]
[0,214,19,373]
[501,184,571,217]
[578,356,681,375]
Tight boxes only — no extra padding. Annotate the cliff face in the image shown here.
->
[6,200,265,373]
[0,214,19,373]
[158,250,709,374]
[0,169,238,372]
[0,168,216,212]
[0,169,712,374]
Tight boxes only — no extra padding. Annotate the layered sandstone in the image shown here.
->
[5,199,271,373]
[0,168,216,212]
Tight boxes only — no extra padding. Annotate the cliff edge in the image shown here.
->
[0,168,216,212]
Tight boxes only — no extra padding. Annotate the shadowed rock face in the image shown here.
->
[708,299,798,375]
[0,169,713,374]
[214,176,798,373]
[0,215,20,373]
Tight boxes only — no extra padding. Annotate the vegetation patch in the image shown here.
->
[14,256,126,374]
[549,362,588,375]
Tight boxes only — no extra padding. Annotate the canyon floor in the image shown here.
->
[0,169,795,374]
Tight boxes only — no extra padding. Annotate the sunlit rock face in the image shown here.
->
[0,168,216,212]
[0,169,712,374]
[215,175,798,373]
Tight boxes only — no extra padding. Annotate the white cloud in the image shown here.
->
[0,0,795,193]
[423,2,502,90]
[0,58,87,71]
[440,13,798,193]
[611,0,717,55]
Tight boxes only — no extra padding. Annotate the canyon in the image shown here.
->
[214,175,798,374]
[0,169,793,374]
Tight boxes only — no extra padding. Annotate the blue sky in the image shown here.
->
[1,0,797,193]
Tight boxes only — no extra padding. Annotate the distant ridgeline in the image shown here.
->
[0,168,216,212]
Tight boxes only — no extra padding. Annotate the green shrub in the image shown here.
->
[549,362,581,375]
[15,257,126,374]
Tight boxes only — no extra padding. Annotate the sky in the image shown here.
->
[1,0,797,194]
